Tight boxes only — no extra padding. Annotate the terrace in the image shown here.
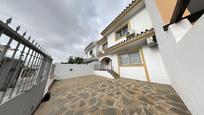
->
[35,75,191,115]
[0,17,192,115]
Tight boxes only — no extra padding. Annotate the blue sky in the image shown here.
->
[0,0,132,62]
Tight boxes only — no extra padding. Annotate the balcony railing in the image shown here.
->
[163,0,204,31]
[0,18,52,104]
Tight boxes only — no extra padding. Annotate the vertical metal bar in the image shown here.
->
[26,43,40,87]
[44,59,52,82]
[21,48,35,91]
[24,51,38,90]
[35,56,46,84]
[30,55,43,86]
[0,30,4,37]
[16,47,32,94]
[0,41,20,103]
[27,53,40,87]
[8,44,27,98]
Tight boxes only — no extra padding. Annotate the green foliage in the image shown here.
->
[61,56,85,64]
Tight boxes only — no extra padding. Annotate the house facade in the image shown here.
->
[85,0,170,84]
[84,42,99,63]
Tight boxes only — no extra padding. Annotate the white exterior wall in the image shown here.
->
[107,33,116,47]
[102,6,170,84]
[110,55,119,73]
[131,8,152,33]
[99,55,119,73]
[107,7,153,48]
[54,64,94,80]
[119,47,170,84]
[120,67,146,81]
[98,44,105,54]
[145,0,204,114]
[142,46,170,84]
[86,46,97,58]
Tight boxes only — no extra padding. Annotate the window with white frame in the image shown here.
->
[116,25,128,39]
[120,50,141,65]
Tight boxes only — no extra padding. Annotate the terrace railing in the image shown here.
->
[0,18,53,104]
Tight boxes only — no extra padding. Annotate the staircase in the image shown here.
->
[107,69,120,79]
[94,65,120,79]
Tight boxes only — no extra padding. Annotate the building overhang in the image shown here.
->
[99,28,154,56]
[101,0,144,36]
[84,42,96,53]
[97,37,107,45]
[84,57,99,63]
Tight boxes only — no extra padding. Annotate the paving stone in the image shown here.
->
[168,102,189,112]
[108,93,114,96]
[121,95,133,106]
[78,92,89,99]
[34,76,191,115]
[121,109,129,115]
[89,97,97,105]
[126,90,135,95]
[96,98,102,106]
[65,111,74,115]
[170,107,190,115]
[97,88,106,92]
[75,111,83,115]
[79,100,86,107]
[139,97,155,105]
[101,84,106,87]
[58,106,67,113]
[116,91,121,95]
[105,98,115,106]
[166,95,182,102]
[89,106,99,112]
[102,108,117,115]
[91,92,96,96]
[155,105,168,113]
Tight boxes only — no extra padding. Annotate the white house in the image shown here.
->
[84,42,99,64]
[85,0,170,84]
[84,0,204,114]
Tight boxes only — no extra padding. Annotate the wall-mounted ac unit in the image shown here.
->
[146,35,157,47]
[126,30,135,38]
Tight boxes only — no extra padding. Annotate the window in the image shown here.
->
[120,51,141,65]
[102,42,108,50]
[116,25,128,39]
[89,50,93,55]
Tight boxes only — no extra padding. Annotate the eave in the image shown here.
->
[99,28,154,57]
[101,0,142,36]
[97,37,107,45]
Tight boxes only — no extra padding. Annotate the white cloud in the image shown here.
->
[0,0,132,63]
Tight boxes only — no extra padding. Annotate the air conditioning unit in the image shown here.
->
[126,30,135,38]
[146,36,157,47]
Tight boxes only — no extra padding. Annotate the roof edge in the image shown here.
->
[101,0,142,36]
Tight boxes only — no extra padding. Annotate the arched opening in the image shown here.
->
[100,57,112,70]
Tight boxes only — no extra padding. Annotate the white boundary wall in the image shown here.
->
[145,0,204,114]
[54,63,95,80]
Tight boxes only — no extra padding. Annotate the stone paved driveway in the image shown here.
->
[34,75,191,115]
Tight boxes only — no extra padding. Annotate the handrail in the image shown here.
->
[164,9,204,31]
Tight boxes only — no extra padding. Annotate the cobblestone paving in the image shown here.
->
[35,75,191,115]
